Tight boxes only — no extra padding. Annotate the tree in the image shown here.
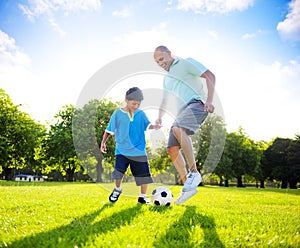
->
[44,105,80,181]
[0,89,45,180]
[194,114,226,175]
[221,129,258,187]
[72,99,120,182]
[286,135,300,189]
[255,140,270,188]
[264,138,291,188]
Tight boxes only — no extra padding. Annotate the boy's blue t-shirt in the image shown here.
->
[105,109,151,156]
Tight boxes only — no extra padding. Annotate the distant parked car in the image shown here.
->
[14,174,45,182]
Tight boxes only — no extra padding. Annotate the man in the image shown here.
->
[154,45,215,204]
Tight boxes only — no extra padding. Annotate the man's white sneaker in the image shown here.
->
[174,188,198,204]
[182,172,202,192]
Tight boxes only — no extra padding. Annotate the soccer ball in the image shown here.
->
[151,186,173,206]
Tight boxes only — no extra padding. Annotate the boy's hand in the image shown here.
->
[153,124,162,130]
[100,143,107,153]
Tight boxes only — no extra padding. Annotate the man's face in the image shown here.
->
[154,50,173,71]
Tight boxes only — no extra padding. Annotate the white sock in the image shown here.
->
[115,187,122,191]
[140,193,146,198]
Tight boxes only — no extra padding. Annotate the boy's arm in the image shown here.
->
[100,131,110,153]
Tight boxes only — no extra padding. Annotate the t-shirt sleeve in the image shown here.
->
[141,111,151,131]
[186,57,207,76]
[163,77,170,100]
[105,110,117,135]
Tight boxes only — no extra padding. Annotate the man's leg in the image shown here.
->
[171,126,197,172]
[170,126,202,204]
[167,145,188,184]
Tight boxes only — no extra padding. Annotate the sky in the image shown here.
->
[0,0,300,142]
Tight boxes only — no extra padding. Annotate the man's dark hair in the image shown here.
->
[155,45,170,52]
[125,87,144,101]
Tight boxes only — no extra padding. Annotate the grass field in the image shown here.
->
[0,181,299,248]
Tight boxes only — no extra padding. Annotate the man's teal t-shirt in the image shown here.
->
[163,57,208,110]
[105,109,151,156]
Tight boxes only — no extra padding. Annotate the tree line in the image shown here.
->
[1,89,299,188]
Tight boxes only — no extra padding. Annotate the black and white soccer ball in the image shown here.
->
[151,186,173,206]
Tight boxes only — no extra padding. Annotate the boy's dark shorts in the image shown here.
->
[168,99,208,147]
[112,154,153,186]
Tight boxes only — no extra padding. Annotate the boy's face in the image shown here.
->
[126,99,141,112]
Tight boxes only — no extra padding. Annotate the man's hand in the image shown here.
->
[155,118,162,126]
[204,101,215,113]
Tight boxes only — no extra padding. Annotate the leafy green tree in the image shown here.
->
[286,135,300,189]
[221,129,258,187]
[0,89,45,180]
[194,114,226,174]
[44,105,80,181]
[264,138,291,188]
[148,143,174,177]
[253,140,269,188]
[73,99,120,182]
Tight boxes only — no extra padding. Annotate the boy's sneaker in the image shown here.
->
[109,188,122,203]
[174,188,198,205]
[138,197,151,204]
[182,172,202,192]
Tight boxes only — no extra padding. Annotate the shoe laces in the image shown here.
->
[112,189,121,197]
[185,173,195,185]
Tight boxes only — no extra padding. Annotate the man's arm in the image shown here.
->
[156,98,168,125]
[201,69,215,113]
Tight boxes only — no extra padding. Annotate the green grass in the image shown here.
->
[0,181,299,248]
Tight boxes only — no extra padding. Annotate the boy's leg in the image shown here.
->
[115,179,122,188]
[109,155,128,203]
[128,156,153,204]
[138,184,150,204]
[140,183,148,194]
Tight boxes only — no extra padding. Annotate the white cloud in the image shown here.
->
[240,60,300,140]
[113,22,173,54]
[0,30,31,68]
[176,0,254,14]
[208,30,219,40]
[242,29,264,40]
[277,0,300,41]
[19,0,101,18]
[112,8,131,17]
[242,32,255,40]
[19,0,101,34]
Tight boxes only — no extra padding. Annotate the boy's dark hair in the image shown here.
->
[126,87,144,101]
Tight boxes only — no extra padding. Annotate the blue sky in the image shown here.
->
[0,0,299,141]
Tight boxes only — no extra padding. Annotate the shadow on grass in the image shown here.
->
[153,206,225,248]
[204,185,300,196]
[7,203,143,248]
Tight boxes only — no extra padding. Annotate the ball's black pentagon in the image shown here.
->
[154,200,160,206]
[165,202,171,206]
[152,189,157,195]
[161,191,167,198]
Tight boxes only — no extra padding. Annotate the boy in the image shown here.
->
[101,87,160,204]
